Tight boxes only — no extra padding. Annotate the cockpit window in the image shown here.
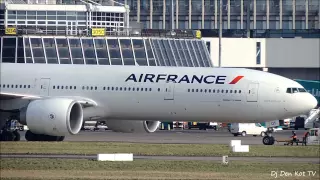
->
[298,88,307,92]
[287,87,307,94]
[292,88,298,93]
[286,88,292,93]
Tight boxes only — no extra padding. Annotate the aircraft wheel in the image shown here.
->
[241,131,246,136]
[263,136,275,145]
[13,131,20,141]
[2,131,15,141]
[261,131,266,137]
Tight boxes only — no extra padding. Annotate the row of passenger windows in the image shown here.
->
[1,84,242,95]
[1,84,31,89]
[188,89,242,94]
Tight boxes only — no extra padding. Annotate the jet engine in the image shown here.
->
[105,120,160,133]
[20,98,83,136]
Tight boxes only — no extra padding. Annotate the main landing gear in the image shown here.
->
[0,119,21,141]
[262,127,275,145]
[25,130,65,141]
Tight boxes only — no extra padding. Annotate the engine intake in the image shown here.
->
[20,98,83,136]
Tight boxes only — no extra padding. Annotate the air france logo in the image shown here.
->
[125,74,244,84]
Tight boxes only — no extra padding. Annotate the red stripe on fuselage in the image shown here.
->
[229,76,244,84]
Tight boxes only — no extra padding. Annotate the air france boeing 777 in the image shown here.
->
[0,63,317,144]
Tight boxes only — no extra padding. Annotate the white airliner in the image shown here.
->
[0,63,317,144]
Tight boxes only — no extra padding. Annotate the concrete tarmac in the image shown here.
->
[1,154,319,163]
[18,129,308,145]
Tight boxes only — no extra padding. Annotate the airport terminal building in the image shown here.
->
[0,0,319,80]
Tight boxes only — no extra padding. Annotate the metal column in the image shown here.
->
[137,0,140,22]
[279,0,282,29]
[163,0,166,29]
[292,0,295,29]
[218,0,222,67]
[189,0,192,29]
[266,0,269,29]
[215,0,218,28]
[305,0,308,29]
[246,0,250,37]
[150,0,153,29]
[202,0,205,29]
[176,0,179,29]
[227,0,230,29]
[253,0,256,29]
[170,0,174,29]
[241,0,244,29]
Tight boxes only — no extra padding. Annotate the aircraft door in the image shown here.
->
[246,83,259,102]
[39,78,51,96]
[164,81,175,100]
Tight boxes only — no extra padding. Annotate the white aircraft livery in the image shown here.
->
[0,63,317,144]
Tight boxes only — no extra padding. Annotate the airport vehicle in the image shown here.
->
[230,123,268,137]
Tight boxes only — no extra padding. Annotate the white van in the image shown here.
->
[230,123,267,137]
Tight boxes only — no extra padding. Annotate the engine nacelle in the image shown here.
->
[20,98,83,136]
[105,120,160,133]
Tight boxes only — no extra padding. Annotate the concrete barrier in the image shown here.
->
[229,140,241,148]
[97,153,133,161]
[232,145,249,152]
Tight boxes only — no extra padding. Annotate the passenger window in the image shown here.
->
[74,86,76,89]
[204,89,207,93]
[234,90,237,93]
[57,86,60,89]
[158,88,160,92]
[15,85,18,88]
[239,90,241,93]
[53,86,55,89]
[70,86,72,89]
[28,85,30,88]
[66,86,68,89]
[213,89,215,93]
[124,87,126,91]
[20,85,22,88]
[221,90,224,93]
[95,87,97,90]
[61,86,64,89]
[226,90,228,93]
[145,88,148,91]
[115,87,118,91]
[111,87,114,90]
[230,90,233,93]
[103,87,106,90]
[24,85,26,88]
[107,87,110,90]
[2,84,5,88]
[120,87,123,91]
[86,86,89,90]
[149,88,152,91]
[128,87,131,91]
[209,89,211,93]
[11,85,14,88]
[137,88,140,91]
[196,89,198,92]
[7,85,9,88]
[133,88,135,91]
[217,90,220,93]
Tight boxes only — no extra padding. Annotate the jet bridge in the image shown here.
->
[304,108,320,129]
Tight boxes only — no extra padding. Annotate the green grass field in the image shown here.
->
[1,142,319,157]
[1,158,319,180]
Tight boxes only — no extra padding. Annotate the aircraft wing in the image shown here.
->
[0,92,97,108]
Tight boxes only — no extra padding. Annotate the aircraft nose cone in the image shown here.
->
[309,94,318,109]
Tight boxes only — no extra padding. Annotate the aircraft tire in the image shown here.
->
[241,131,246,136]
[263,136,275,145]
[13,131,20,141]
[1,131,15,141]
[261,131,266,137]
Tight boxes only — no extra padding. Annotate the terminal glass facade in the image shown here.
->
[0,36,212,67]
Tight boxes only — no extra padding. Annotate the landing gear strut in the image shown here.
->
[262,128,275,145]
[25,130,65,141]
